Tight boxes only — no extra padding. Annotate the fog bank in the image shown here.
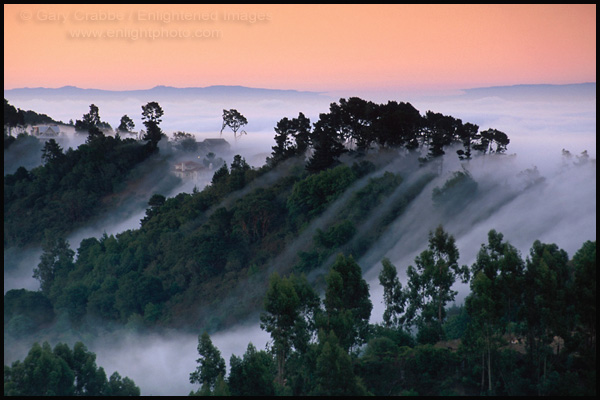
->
[4,84,596,395]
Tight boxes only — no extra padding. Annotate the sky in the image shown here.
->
[3,4,596,94]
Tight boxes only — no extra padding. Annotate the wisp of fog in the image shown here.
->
[3,86,595,395]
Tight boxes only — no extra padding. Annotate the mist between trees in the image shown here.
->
[184,233,594,396]
[4,93,596,395]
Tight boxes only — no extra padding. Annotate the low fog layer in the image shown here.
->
[4,85,596,395]
[89,324,270,396]
[4,86,334,148]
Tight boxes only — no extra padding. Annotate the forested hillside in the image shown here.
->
[4,96,596,396]
[186,235,595,396]
[4,100,170,248]
[5,96,509,330]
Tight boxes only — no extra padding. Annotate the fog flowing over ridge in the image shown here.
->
[362,149,595,319]
[4,85,334,141]
[3,84,596,395]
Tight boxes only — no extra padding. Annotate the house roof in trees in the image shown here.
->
[32,125,60,136]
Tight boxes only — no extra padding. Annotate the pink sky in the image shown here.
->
[3,4,596,92]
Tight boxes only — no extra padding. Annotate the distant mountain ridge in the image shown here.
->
[4,85,328,101]
[5,82,594,103]
[460,82,595,100]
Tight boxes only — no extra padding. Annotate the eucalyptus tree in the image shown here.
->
[220,109,248,141]
[322,254,372,353]
[189,332,226,394]
[378,258,407,329]
[403,226,469,344]
[464,229,525,394]
[260,272,320,386]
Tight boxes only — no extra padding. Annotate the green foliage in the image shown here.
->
[322,254,372,352]
[313,331,369,396]
[185,234,595,396]
[207,154,257,195]
[5,96,510,334]
[106,372,141,396]
[292,168,408,274]
[260,272,320,385]
[229,154,251,191]
[189,332,226,391]
[371,100,422,149]
[462,230,526,394]
[404,345,461,395]
[442,304,469,340]
[314,220,356,249]
[423,110,462,158]
[293,249,323,274]
[345,171,401,220]
[4,341,139,396]
[302,96,487,171]
[287,164,357,229]
[357,336,404,395]
[41,139,65,165]
[570,240,596,359]
[141,194,166,225]
[4,132,152,247]
[12,96,599,396]
[33,233,75,297]
[228,343,276,396]
[520,240,574,395]
[403,226,469,344]
[432,169,478,210]
[260,273,301,385]
[456,122,479,160]
[378,258,406,329]
[4,289,55,333]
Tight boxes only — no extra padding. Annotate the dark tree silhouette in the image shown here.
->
[305,113,346,173]
[117,114,135,133]
[141,101,164,150]
[220,109,248,141]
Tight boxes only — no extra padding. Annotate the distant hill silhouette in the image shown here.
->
[460,82,595,101]
[5,83,594,104]
[4,85,328,102]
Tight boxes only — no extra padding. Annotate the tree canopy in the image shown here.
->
[4,341,140,396]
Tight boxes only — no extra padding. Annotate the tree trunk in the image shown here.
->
[277,348,286,387]
[487,342,492,393]
[480,352,485,392]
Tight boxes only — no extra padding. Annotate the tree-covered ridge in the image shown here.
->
[4,95,505,250]
[4,134,153,247]
[3,95,596,396]
[12,159,379,329]
[3,100,173,248]
[267,97,509,172]
[4,95,514,331]
[190,232,595,396]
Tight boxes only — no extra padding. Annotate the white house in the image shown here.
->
[174,160,204,180]
[31,125,61,137]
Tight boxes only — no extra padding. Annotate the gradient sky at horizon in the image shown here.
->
[4,4,596,93]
